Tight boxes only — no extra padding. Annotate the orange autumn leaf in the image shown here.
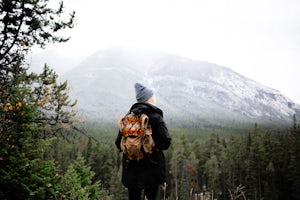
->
[8,105,13,110]
[17,101,22,107]
[38,100,45,106]
[3,106,8,111]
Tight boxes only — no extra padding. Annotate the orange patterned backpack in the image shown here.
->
[118,112,155,160]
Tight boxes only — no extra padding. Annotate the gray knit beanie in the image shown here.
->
[134,83,153,102]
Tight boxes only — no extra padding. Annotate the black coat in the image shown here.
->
[115,102,171,189]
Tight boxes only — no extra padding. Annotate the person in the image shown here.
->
[115,83,171,200]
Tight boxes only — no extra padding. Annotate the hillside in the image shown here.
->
[61,46,300,128]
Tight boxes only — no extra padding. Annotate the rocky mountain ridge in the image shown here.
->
[61,46,300,128]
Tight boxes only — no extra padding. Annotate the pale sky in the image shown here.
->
[39,0,300,104]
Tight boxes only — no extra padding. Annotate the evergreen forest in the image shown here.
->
[1,0,300,199]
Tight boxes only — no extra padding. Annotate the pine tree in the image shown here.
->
[89,143,114,190]
[170,138,186,199]
[0,0,76,198]
[287,115,300,199]
[60,153,109,199]
[0,0,75,73]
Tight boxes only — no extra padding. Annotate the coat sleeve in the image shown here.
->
[152,114,171,150]
[115,131,122,151]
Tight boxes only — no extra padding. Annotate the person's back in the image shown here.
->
[115,83,171,200]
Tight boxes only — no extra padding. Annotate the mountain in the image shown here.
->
[61,46,300,128]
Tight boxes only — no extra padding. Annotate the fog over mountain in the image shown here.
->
[60,46,300,128]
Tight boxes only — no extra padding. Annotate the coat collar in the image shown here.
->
[129,102,163,117]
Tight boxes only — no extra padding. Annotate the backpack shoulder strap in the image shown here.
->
[140,113,149,130]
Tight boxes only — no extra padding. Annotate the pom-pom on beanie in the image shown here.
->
[134,83,154,103]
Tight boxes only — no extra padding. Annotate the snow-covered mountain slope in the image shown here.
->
[61,46,299,128]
